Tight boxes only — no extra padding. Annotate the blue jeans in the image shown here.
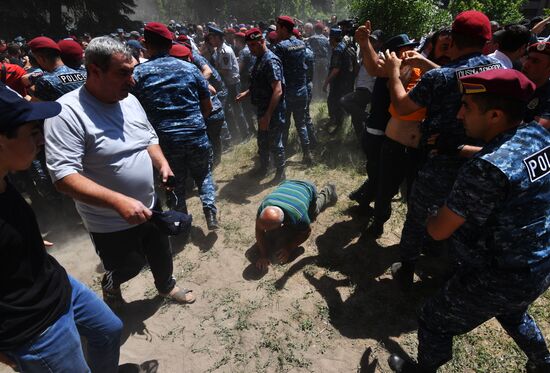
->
[6,275,122,373]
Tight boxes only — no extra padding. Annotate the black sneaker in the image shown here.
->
[391,261,415,292]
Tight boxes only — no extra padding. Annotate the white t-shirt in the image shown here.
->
[356,64,375,91]
[488,50,513,69]
[44,86,159,233]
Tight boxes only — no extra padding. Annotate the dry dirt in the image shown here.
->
[2,105,549,373]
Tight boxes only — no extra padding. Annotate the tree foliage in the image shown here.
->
[350,0,452,39]
[447,0,527,25]
[0,0,138,39]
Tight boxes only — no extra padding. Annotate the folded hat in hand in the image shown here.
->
[151,210,192,236]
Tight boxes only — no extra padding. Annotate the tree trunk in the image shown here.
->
[48,0,64,38]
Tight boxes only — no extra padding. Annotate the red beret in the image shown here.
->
[459,69,536,102]
[176,34,189,42]
[28,36,61,53]
[58,39,83,61]
[235,32,246,39]
[144,22,173,41]
[452,10,492,41]
[224,28,235,34]
[314,22,324,31]
[277,16,295,28]
[268,31,279,42]
[245,28,263,42]
[292,28,302,39]
[170,44,191,59]
[528,42,550,56]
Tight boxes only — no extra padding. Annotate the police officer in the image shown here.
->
[27,37,86,101]
[295,28,317,147]
[236,28,286,182]
[132,22,219,230]
[323,28,357,134]
[57,39,85,72]
[237,32,257,134]
[208,25,252,142]
[274,15,312,165]
[389,69,550,373]
[522,42,550,129]
[307,22,330,99]
[380,11,503,288]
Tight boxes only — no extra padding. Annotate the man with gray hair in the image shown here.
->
[254,180,337,270]
[44,36,196,308]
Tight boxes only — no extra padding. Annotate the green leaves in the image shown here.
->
[350,0,452,39]
[448,0,527,25]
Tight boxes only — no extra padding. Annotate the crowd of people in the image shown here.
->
[0,8,550,373]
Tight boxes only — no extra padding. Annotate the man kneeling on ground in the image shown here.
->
[255,180,337,270]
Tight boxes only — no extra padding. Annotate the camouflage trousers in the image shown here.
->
[162,135,217,215]
[283,95,310,155]
[417,262,550,369]
[258,116,285,170]
[399,157,463,261]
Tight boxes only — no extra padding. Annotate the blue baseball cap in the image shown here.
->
[0,84,61,131]
[127,39,145,50]
[329,28,342,38]
[208,25,224,36]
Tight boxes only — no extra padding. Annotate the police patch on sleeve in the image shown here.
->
[57,73,85,84]
[523,146,550,182]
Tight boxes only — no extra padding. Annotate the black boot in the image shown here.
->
[391,261,415,291]
[349,181,369,203]
[204,210,219,231]
[388,354,436,373]
[251,165,268,179]
[272,167,286,183]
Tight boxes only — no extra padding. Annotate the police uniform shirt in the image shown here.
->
[329,40,355,84]
[408,53,502,147]
[250,49,285,121]
[273,36,308,98]
[132,54,211,141]
[305,46,314,83]
[31,65,86,101]
[307,34,330,60]
[192,51,227,96]
[239,45,256,84]
[213,42,240,85]
[524,80,550,123]
[446,122,550,269]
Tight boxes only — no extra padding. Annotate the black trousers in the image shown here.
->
[90,221,175,294]
[373,138,420,223]
[340,88,371,140]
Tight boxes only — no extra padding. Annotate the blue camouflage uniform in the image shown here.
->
[417,122,550,370]
[307,34,330,98]
[327,40,356,129]
[192,51,230,165]
[273,36,311,157]
[29,65,86,212]
[250,49,286,172]
[30,64,86,102]
[132,54,217,217]
[524,80,550,124]
[304,46,316,146]
[239,45,257,133]
[399,53,502,263]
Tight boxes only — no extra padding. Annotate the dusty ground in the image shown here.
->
[3,102,549,373]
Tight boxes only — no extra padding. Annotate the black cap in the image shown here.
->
[151,210,193,236]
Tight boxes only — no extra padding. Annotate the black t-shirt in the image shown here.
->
[0,181,70,351]
[367,77,391,131]
[525,81,550,123]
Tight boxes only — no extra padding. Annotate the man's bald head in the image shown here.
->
[258,206,284,231]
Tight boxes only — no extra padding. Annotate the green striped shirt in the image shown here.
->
[258,180,317,230]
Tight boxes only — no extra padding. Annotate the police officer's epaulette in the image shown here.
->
[286,44,305,51]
